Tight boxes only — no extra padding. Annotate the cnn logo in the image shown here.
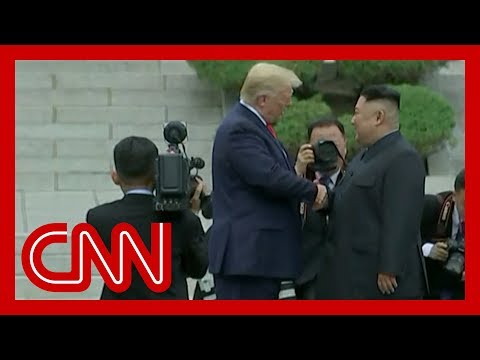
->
[21,222,172,293]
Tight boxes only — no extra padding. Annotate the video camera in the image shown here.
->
[310,140,344,174]
[154,121,206,212]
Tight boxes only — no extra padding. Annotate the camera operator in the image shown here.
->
[187,175,217,300]
[293,114,347,299]
[421,168,465,300]
[86,136,209,300]
[189,175,212,220]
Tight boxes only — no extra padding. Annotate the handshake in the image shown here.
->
[312,183,328,211]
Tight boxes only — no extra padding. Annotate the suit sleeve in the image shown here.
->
[227,125,318,204]
[181,212,209,279]
[85,209,98,229]
[378,152,426,276]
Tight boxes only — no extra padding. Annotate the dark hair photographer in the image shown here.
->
[85,134,209,300]
[293,114,347,299]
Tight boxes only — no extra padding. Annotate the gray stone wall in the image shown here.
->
[15,60,464,300]
[15,61,222,299]
[422,61,465,178]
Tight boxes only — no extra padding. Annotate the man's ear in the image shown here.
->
[375,109,385,126]
[111,170,120,185]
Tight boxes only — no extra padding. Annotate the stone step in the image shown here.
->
[15,275,104,300]
[438,60,465,75]
[15,60,198,75]
[15,192,212,246]
[16,105,222,126]
[422,61,464,176]
[15,275,197,300]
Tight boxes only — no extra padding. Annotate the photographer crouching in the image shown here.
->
[421,168,465,300]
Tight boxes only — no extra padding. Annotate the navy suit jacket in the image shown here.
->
[208,102,318,280]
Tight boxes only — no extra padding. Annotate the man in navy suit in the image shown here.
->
[208,62,327,299]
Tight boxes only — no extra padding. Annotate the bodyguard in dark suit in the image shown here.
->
[209,62,327,299]
[319,84,428,299]
[86,136,208,300]
[293,115,347,299]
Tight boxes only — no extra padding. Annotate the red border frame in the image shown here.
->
[2,45,476,315]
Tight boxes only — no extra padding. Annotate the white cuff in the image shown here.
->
[422,242,434,257]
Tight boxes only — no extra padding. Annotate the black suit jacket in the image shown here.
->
[320,131,428,299]
[86,193,209,300]
[296,169,344,286]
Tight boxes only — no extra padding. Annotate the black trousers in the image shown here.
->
[295,277,317,300]
[214,274,281,300]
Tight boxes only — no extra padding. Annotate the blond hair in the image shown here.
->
[240,62,302,104]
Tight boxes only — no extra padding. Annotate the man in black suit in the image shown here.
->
[86,136,209,300]
[293,115,347,299]
[421,168,465,300]
[319,84,428,299]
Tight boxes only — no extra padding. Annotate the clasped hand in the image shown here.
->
[312,184,327,210]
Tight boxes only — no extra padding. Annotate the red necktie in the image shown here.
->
[266,123,277,138]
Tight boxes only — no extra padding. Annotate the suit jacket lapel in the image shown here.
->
[335,170,344,186]
[277,140,294,171]
[238,103,293,170]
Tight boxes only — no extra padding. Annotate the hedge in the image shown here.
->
[273,84,454,161]
[275,93,332,154]
[187,60,322,98]
[187,61,456,161]
[187,60,448,98]
[337,60,449,88]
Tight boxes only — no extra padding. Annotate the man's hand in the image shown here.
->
[377,272,398,295]
[311,184,327,211]
[462,271,465,282]
[190,177,205,214]
[428,241,449,262]
[294,144,315,175]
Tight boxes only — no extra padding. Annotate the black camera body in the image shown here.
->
[154,121,206,212]
[444,235,465,277]
[311,140,341,174]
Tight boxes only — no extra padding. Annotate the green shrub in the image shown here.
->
[275,93,332,154]
[337,61,448,88]
[187,60,322,99]
[338,113,361,161]
[188,60,448,95]
[338,83,456,160]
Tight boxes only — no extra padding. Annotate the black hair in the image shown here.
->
[113,136,158,182]
[454,168,465,192]
[359,84,400,110]
[307,113,345,140]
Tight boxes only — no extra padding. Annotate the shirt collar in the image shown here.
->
[239,98,267,127]
[125,188,153,196]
